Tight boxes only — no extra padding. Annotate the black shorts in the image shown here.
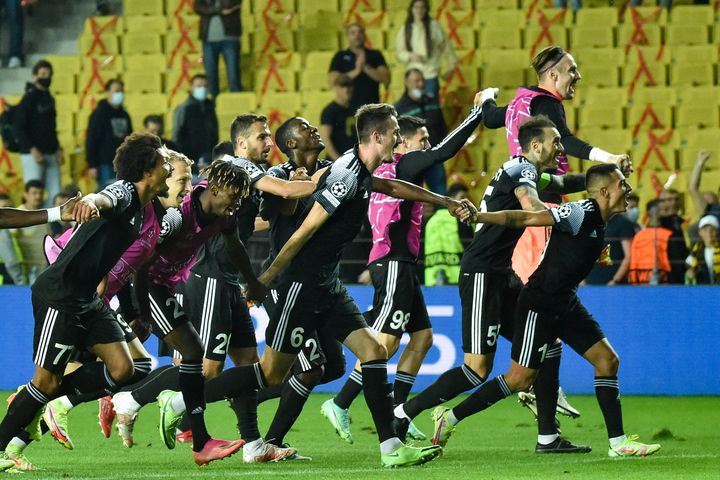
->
[183,273,257,361]
[115,311,138,344]
[265,281,367,355]
[32,294,125,374]
[460,271,522,355]
[511,291,606,369]
[366,260,432,338]
[147,283,190,338]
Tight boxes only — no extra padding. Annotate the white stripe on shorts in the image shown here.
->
[272,282,302,351]
[470,273,485,354]
[35,307,59,366]
[519,310,538,367]
[149,293,173,336]
[372,261,398,332]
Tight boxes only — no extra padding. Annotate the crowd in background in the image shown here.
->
[0,0,718,286]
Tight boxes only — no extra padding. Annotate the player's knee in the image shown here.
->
[597,353,619,376]
[32,375,62,396]
[409,330,433,354]
[109,360,134,385]
[366,341,388,362]
[203,361,224,380]
[260,363,286,386]
[503,370,532,393]
[322,361,345,383]
[297,366,324,387]
[178,342,204,362]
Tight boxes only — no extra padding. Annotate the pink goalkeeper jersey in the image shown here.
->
[505,87,569,175]
[367,152,423,263]
[44,201,160,302]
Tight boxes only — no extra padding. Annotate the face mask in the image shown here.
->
[626,206,639,223]
[409,88,423,99]
[110,91,124,106]
[37,77,52,89]
[192,87,207,101]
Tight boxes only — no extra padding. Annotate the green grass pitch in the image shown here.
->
[2,393,718,479]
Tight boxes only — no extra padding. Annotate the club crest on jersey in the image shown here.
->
[556,204,573,218]
[330,181,348,198]
[520,168,536,180]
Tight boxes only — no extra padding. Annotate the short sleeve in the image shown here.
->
[329,52,345,72]
[312,165,359,215]
[505,162,538,190]
[99,181,135,217]
[157,207,183,245]
[225,155,266,185]
[550,201,589,236]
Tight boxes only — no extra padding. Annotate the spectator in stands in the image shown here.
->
[14,59,61,207]
[85,78,132,187]
[685,215,720,285]
[0,194,23,285]
[424,183,472,286]
[143,114,178,151]
[395,68,448,194]
[688,150,720,223]
[320,74,355,161]
[586,193,639,285]
[13,180,50,283]
[658,188,689,284]
[625,192,641,229]
[394,0,457,100]
[0,0,24,67]
[194,0,241,98]
[172,73,218,169]
[329,23,390,110]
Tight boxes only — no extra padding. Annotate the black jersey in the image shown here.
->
[461,156,539,274]
[283,147,372,291]
[190,156,266,285]
[33,181,143,312]
[526,199,606,309]
[260,158,332,284]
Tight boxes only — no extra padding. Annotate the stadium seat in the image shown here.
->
[436,9,476,33]
[628,86,676,107]
[82,16,123,36]
[252,0,295,14]
[523,26,568,55]
[124,54,166,71]
[630,146,677,174]
[441,67,479,95]
[619,6,668,26]
[621,62,667,89]
[565,104,576,131]
[79,34,119,55]
[669,45,717,65]
[301,0,340,14]
[670,63,714,87]
[300,68,332,91]
[123,0,164,16]
[625,45,670,66]
[255,29,295,53]
[575,47,624,69]
[345,10,390,30]
[479,48,528,72]
[481,65,525,89]
[164,31,201,55]
[670,5,714,25]
[479,27,521,50]
[676,86,720,106]
[124,14,167,33]
[363,29,385,50]
[578,105,624,129]
[578,65,619,88]
[666,25,710,46]
[122,71,163,94]
[476,9,524,30]
[300,10,344,29]
[617,24,662,49]
[581,86,628,107]
[255,67,296,93]
[305,51,335,72]
[166,0,195,18]
[627,105,672,132]
[255,52,301,71]
[56,111,74,133]
[122,33,163,54]
[444,27,476,51]
[295,29,338,52]
[477,0,519,9]
[44,55,81,74]
[124,93,167,127]
[575,7,618,26]
[676,105,719,129]
[340,0,382,14]
[260,92,303,117]
[579,128,632,154]
[50,73,76,95]
[54,94,80,114]
[302,90,335,126]
[216,92,258,114]
[571,26,615,49]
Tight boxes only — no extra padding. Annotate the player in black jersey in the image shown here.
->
[392,115,602,453]
[325,96,484,444]
[161,104,472,467]
[432,163,661,458]
[0,133,172,471]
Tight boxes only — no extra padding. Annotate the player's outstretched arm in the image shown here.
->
[249,202,331,302]
[0,192,81,228]
[373,177,475,222]
[473,209,554,229]
[256,174,317,199]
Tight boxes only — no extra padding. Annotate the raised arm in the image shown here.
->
[688,150,711,217]
[255,174,316,199]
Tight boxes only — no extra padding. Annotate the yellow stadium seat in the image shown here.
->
[669,45,716,65]
[565,104,577,131]
[260,92,303,116]
[575,7,618,26]
[256,11,299,31]
[340,0,382,14]
[122,33,163,54]
[79,34,119,55]
[123,71,163,94]
[475,9,524,29]
[302,90,335,126]
[625,45,670,66]
[305,51,335,71]
[436,9,476,32]
[442,67,479,94]
[124,54,166,71]
[627,86,676,107]
[345,10,390,30]
[299,10,344,29]
[617,24,661,48]
[125,93,167,127]
[676,104,719,129]
[300,69,331,91]
[166,0,195,18]
[255,52,301,71]
[124,14,167,33]
[575,47,624,69]
[679,147,720,172]
[481,66,524,89]
[255,27,295,53]
[56,111,74,133]
[168,13,200,36]
[578,105,624,129]
[252,0,295,14]
[479,48,529,70]
[676,86,720,106]
[255,68,296,93]
[385,10,406,29]
[54,94,80,113]
[123,0,164,16]
[571,26,614,49]
[363,29,385,50]
[671,5,714,25]
[164,31,201,55]
[627,104,672,130]
[478,0,518,9]
[579,128,632,154]
[295,29,338,52]
[216,92,258,115]
[479,27,521,49]
[50,73,76,95]
[581,86,628,106]
[578,65,619,88]
[666,25,710,46]
[621,62,667,89]
[619,6,667,25]
[82,16,123,37]
[671,63,714,87]
[301,0,339,13]
[444,27,475,51]
[44,55,81,74]
[524,26,568,54]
